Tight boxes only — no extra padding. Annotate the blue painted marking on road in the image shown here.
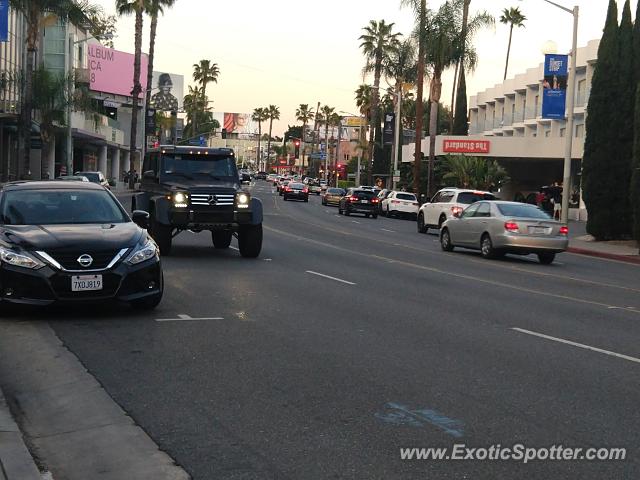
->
[375,402,464,438]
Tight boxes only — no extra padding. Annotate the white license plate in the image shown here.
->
[529,226,548,235]
[71,275,103,292]
[361,200,369,204]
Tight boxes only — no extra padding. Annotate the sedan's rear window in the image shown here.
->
[327,188,344,194]
[352,190,376,199]
[497,203,552,219]
[1,189,128,225]
[396,193,417,201]
[289,183,305,189]
[457,192,496,204]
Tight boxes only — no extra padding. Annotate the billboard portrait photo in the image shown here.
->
[150,71,185,111]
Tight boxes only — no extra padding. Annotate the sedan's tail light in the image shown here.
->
[285,187,292,192]
[348,196,359,202]
[303,188,309,193]
[372,198,379,203]
[451,206,464,216]
[504,221,519,232]
[559,226,569,235]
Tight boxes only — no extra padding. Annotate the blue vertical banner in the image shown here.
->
[542,54,569,119]
[0,0,7,42]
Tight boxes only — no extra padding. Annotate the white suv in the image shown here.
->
[417,188,497,233]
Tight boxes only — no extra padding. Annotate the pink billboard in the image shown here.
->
[88,44,148,97]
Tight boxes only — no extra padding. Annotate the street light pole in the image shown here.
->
[391,86,402,191]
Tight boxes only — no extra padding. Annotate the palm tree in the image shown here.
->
[500,6,526,80]
[266,105,280,170]
[182,85,209,138]
[295,104,315,172]
[252,107,269,169]
[317,105,335,179]
[193,60,220,101]
[442,155,509,191]
[116,0,149,170]
[145,0,176,109]
[359,19,402,184]
[400,0,427,196]
[9,0,102,176]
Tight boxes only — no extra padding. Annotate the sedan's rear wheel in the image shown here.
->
[440,228,454,251]
[480,234,496,259]
[537,252,556,265]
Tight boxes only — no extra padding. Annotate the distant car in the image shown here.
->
[417,188,497,234]
[322,187,345,206]
[440,201,568,264]
[382,191,420,219]
[239,172,251,184]
[283,182,309,202]
[0,181,163,309]
[75,171,110,189]
[56,175,90,182]
[255,171,267,180]
[278,180,290,196]
[320,180,328,193]
[338,188,379,218]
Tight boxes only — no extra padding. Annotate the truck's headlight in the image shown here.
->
[173,192,188,208]
[236,193,250,209]
[126,238,159,265]
[0,247,44,269]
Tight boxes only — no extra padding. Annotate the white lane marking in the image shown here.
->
[351,220,361,224]
[156,315,224,322]
[512,327,640,364]
[334,214,341,218]
[305,270,356,285]
[229,246,239,251]
[381,228,395,233]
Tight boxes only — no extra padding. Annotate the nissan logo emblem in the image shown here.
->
[77,254,94,268]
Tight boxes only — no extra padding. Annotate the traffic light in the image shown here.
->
[221,128,227,139]
[294,140,300,158]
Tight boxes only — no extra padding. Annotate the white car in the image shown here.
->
[381,191,420,219]
[417,188,497,234]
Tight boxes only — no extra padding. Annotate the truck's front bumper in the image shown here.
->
[169,209,252,228]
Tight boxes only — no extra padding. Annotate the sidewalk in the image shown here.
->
[0,388,42,480]
[567,221,640,264]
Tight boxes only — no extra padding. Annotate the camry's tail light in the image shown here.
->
[559,226,569,235]
[451,206,464,216]
[504,221,519,232]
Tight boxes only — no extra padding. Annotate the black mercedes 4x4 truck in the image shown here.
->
[132,146,262,257]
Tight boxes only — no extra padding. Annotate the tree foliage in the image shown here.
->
[441,155,509,191]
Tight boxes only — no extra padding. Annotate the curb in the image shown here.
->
[567,247,640,265]
[0,388,41,480]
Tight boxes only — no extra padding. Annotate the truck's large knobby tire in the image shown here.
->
[212,231,233,249]
[238,224,262,258]
[150,215,172,256]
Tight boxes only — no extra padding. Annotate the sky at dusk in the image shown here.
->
[94,0,620,136]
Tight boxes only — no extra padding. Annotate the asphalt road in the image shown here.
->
[25,182,640,479]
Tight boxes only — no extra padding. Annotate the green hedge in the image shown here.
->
[337,180,356,189]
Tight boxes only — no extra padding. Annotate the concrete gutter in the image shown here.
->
[566,247,640,265]
[0,388,41,480]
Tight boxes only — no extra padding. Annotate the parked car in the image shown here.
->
[0,181,163,309]
[75,171,110,189]
[56,175,90,182]
[439,201,568,264]
[382,191,420,219]
[283,182,309,202]
[322,187,346,206]
[338,188,379,218]
[417,188,497,234]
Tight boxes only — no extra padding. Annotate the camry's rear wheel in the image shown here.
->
[441,228,454,251]
[481,234,496,259]
[538,252,556,265]
[238,224,262,258]
[150,215,172,256]
[212,231,232,249]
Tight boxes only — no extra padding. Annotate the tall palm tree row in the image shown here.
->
[359,19,402,184]
[145,0,176,109]
[500,6,526,80]
[400,0,427,196]
[116,0,147,168]
[252,107,269,169]
[318,105,335,179]
[9,0,103,176]
[266,105,280,170]
[295,104,315,172]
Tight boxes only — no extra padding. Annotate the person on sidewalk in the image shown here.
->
[551,182,562,220]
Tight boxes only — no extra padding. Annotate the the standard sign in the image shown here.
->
[443,139,491,154]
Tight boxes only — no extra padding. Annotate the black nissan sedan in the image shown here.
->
[0,181,162,309]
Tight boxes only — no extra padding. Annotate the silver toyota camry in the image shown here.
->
[439,201,569,264]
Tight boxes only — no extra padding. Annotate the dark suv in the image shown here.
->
[338,189,379,218]
[132,145,263,257]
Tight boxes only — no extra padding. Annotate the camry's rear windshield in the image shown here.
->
[163,154,237,179]
[497,203,552,219]
[457,192,496,204]
[0,190,128,225]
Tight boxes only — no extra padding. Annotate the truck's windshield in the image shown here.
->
[162,154,237,179]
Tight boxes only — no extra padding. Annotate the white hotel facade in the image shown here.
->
[401,39,599,220]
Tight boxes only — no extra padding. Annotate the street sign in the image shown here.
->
[309,153,326,160]
[199,135,206,146]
